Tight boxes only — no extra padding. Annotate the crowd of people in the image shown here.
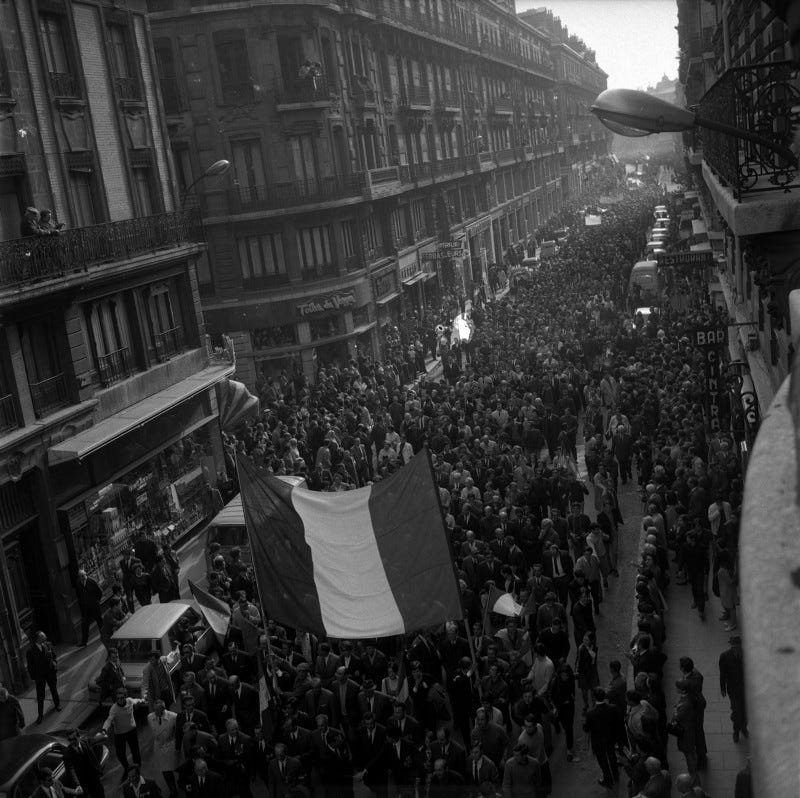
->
[7,160,750,798]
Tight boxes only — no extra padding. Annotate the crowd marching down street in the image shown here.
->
[6,161,749,798]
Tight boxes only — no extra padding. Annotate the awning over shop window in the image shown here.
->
[401,272,426,287]
[48,362,235,464]
[376,291,401,305]
[219,379,259,432]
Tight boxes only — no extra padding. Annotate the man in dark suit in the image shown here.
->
[222,641,255,683]
[217,719,254,798]
[542,543,574,605]
[203,669,231,733]
[121,764,161,798]
[361,644,388,684]
[338,641,364,683]
[268,742,303,798]
[313,642,341,688]
[354,713,388,798]
[583,688,623,788]
[430,727,466,777]
[119,547,138,611]
[466,741,499,787]
[175,695,211,751]
[75,569,102,647]
[228,675,260,735]
[719,634,748,741]
[185,758,224,798]
[527,563,554,605]
[26,630,61,723]
[305,677,336,721]
[179,644,207,678]
[383,726,417,798]
[386,702,422,745]
[279,715,314,776]
[330,665,361,735]
[357,680,392,725]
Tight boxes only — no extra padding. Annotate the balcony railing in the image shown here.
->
[435,89,460,110]
[228,174,366,211]
[496,148,516,164]
[0,208,203,290]
[489,97,514,115]
[275,75,334,105]
[159,75,184,114]
[49,72,80,99]
[398,85,431,109]
[344,253,365,272]
[154,326,182,362]
[431,156,467,178]
[0,394,18,433]
[114,76,140,101]
[29,373,69,418]
[699,61,800,199]
[377,1,478,48]
[97,347,134,386]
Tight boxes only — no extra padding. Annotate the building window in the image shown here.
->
[39,12,80,98]
[251,325,297,350]
[362,213,382,259]
[0,175,26,243]
[411,199,428,237]
[141,281,185,363]
[19,316,70,418]
[390,208,409,248]
[108,22,139,100]
[309,316,344,341]
[214,29,252,105]
[289,135,317,184]
[65,154,100,228]
[238,233,287,288]
[231,138,265,198]
[297,225,336,278]
[131,166,156,217]
[154,38,182,114]
[171,144,193,197]
[84,294,135,386]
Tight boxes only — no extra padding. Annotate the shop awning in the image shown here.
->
[401,272,426,287]
[376,291,401,305]
[352,321,377,335]
[48,361,235,464]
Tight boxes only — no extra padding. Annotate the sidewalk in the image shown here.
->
[662,568,749,795]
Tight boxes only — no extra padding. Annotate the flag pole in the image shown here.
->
[423,444,483,700]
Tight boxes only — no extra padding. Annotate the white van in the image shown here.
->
[539,240,558,259]
[629,259,660,302]
[654,205,669,220]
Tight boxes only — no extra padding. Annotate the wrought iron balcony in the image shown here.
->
[154,326,183,362]
[698,61,800,199]
[397,85,431,109]
[489,97,515,115]
[228,174,366,212]
[0,208,203,290]
[97,347,134,386]
[435,89,460,111]
[159,75,185,114]
[344,252,365,272]
[275,75,335,106]
[49,72,80,99]
[114,76,141,101]
[29,373,69,419]
[431,156,467,178]
[0,394,18,434]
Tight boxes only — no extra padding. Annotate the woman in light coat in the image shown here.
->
[146,699,179,796]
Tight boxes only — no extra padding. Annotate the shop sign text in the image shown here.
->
[296,291,356,318]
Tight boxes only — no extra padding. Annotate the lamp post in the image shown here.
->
[590,88,798,165]
[180,158,231,206]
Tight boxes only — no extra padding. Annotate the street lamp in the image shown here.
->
[180,158,231,206]
[590,88,797,165]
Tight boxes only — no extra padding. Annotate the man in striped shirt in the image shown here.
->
[101,688,145,782]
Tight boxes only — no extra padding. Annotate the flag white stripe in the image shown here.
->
[290,484,405,637]
[492,593,522,616]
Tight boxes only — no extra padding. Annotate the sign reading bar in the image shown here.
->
[692,326,728,349]
[657,251,714,268]
[296,290,356,318]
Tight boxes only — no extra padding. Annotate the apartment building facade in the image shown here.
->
[147,0,610,388]
[0,0,233,689]
[676,0,798,426]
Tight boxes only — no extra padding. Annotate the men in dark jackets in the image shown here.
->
[228,675,260,734]
[281,715,314,775]
[306,677,336,723]
[583,688,622,788]
[502,744,541,798]
[354,712,389,798]
[268,742,303,798]
[357,680,393,725]
[63,728,105,798]
[448,657,477,748]
[75,569,103,647]
[430,726,467,777]
[679,657,707,766]
[383,726,417,798]
[542,543,573,605]
[537,617,570,665]
[719,634,748,741]
[362,643,389,684]
[331,665,361,735]
[203,669,231,733]
[222,640,255,683]
[119,547,138,611]
[466,742,499,788]
[175,695,211,751]
[429,757,465,798]
[527,564,554,605]
[387,701,422,745]
[26,630,61,723]
[179,644,207,678]
[185,757,224,798]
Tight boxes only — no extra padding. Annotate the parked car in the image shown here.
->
[94,599,217,698]
[0,733,109,798]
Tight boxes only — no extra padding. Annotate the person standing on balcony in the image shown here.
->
[19,207,47,238]
[39,209,64,233]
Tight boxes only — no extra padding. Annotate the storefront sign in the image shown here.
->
[467,216,492,236]
[296,290,356,318]
[692,326,728,348]
[373,271,397,298]
[692,326,728,433]
[658,251,714,268]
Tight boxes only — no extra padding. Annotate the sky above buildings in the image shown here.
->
[517,0,679,91]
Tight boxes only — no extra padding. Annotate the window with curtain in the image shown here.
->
[296,225,335,276]
[39,13,71,75]
[84,295,134,383]
[214,29,252,102]
[289,135,317,185]
[132,167,155,217]
[141,281,184,361]
[238,233,286,286]
[232,139,265,201]
[67,168,98,228]
[108,23,132,79]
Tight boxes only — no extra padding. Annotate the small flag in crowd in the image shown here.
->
[188,579,231,643]
[237,451,463,638]
[486,584,523,617]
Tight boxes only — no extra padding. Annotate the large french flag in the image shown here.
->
[236,451,463,639]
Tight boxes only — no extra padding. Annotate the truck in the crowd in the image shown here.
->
[629,259,661,304]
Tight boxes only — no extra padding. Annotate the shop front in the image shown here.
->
[373,268,401,350]
[48,370,231,609]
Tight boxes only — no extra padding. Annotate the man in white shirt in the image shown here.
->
[101,688,145,781]
[527,644,554,702]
